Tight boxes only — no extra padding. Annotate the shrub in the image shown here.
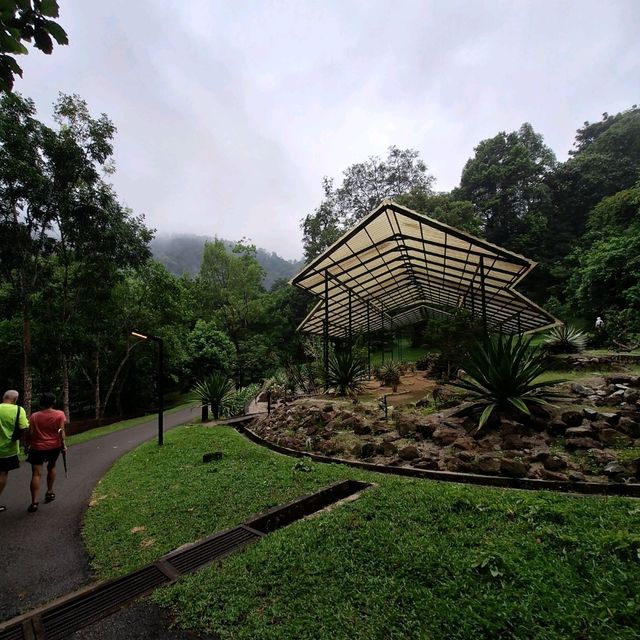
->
[452,334,565,430]
[326,349,368,396]
[222,383,260,417]
[375,361,403,391]
[543,325,588,353]
[192,372,235,419]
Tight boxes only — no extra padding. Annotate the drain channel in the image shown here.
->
[0,479,370,640]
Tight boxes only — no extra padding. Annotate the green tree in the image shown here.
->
[302,146,434,260]
[396,191,481,235]
[0,0,68,92]
[458,122,556,251]
[185,320,236,383]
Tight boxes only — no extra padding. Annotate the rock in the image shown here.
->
[474,454,501,475]
[202,451,223,463]
[306,424,319,436]
[453,436,476,451]
[530,449,551,463]
[565,437,603,450]
[443,456,474,472]
[500,458,529,478]
[395,415,418,437]
[617,417,640,438]
[603,462,626,478]
[586,449,616,466]
[501,420,528,436]
[416,423,436,438]
[630,457,640,479]
[432,427,460,446]
[547,420,568,436]
[582,408,598,421]
[566,425,595,438]
[543,455,568,471]
[568,471,586,482]
[541,469,569,482]
[398,445,420,460]
[317,440,341,455]
[352,442,375,459]
[456,450,475,462]
[415,398,430,408]
[623,388,640,404]
[570,382,593,396]
[561,410,583,427]
[353,422,371,436]
[371,420,391,435]
[379,442,397,457]
[598,412,621,426]
[501,434,525,450]
[598,429,632,447]
[322,404,334,412]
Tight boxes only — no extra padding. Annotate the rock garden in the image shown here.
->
[250,370,640,485]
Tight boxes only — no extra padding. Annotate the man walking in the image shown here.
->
[26,392,67,513]
[0,390,29,513]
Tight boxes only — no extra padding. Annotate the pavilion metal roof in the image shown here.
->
[291,199,559,338]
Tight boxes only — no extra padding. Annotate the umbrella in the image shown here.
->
[59,428,68,478]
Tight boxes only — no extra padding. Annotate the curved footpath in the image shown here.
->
[0,404,218,639]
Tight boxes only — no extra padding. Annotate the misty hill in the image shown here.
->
[151,234,305,290]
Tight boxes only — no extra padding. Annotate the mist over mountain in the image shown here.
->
[151,234,305,290]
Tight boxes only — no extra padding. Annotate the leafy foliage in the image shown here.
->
[221,383,260,418]
[375,361,402,390]
[543,325,588,353]
[0,0,68,92]
[453,334,565,429]
[192,372,234,419]
[326,348,368,396]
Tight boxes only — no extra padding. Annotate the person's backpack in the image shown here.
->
[11,406,22,441]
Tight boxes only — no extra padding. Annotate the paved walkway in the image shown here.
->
[0,406,200,622]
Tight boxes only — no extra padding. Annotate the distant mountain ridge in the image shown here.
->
[151,234,305,290]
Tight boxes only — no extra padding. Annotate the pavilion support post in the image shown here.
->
[367,304,371,379]
[324,271,329,391]
[381,305,385,364]
[517,311,522,335]
[348,289,352,350]
[479,256,488,340]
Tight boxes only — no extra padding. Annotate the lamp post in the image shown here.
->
[131,331,164,446]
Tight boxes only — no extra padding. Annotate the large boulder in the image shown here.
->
[474,454,501,475]
[565,437,603,450]
[624,388,640,404]
[570,382,594,396]
[398,445,420,460]
[395,414,418,437]
[617,417,640,438]
[432,427,460,446]
[543,455,568,472]
[598,428,632,447]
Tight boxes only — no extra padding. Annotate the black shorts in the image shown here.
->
[0,455,20,472]
[27,448,61,466]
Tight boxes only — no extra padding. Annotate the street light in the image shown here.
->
[131,331,164,446]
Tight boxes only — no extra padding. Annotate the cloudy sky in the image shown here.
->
[15,0,640,259]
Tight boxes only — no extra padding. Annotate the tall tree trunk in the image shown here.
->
[22,300,32,414]
[99,341,138,420]
[94,337,101,421]
[61,354,70,421]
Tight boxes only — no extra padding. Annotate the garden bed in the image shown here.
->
[250,371,640,486]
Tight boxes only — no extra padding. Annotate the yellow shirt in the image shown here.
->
[0,403,29,458]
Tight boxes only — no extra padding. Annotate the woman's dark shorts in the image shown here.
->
[0,455,20,472]
[27,448,61,466]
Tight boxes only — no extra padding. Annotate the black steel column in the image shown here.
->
[157,338,164,446]
[381,305,385,364]
[517,311,522,335]
[324,271,329,390]
[348,289,352,348]
[367,304,371,378]
[479,256,488,338]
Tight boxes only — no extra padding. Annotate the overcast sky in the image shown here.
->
[14,0,640,259]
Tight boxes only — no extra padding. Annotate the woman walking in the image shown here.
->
[27,392,67,513]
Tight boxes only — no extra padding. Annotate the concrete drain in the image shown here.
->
[0,480,370,640]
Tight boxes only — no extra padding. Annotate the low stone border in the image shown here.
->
[235,420,640,498]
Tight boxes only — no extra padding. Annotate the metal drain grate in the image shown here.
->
[0,623,23,640]
[0,479,371,639]
[41,565,168,640]
[165,526,260,575]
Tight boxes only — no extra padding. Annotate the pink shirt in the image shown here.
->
[29,409,66,450]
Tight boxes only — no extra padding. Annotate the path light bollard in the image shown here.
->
[378,395,388,421]
[201,403,209,422]
[267,391,271,415]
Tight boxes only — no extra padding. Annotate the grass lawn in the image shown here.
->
[83,425,640,640]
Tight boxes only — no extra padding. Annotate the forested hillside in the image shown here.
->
[151,235,304,290]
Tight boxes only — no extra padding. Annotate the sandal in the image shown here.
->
[44,492,55,503]
[27,503,39,513]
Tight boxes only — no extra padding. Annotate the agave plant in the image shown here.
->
[452,334,565,430]
[375,361,403,391]
[326,349,368,396]
[543,324,588,353]
[193,371,234,419]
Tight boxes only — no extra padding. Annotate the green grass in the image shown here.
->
[83,426,640,640]
[65,398,198,446]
